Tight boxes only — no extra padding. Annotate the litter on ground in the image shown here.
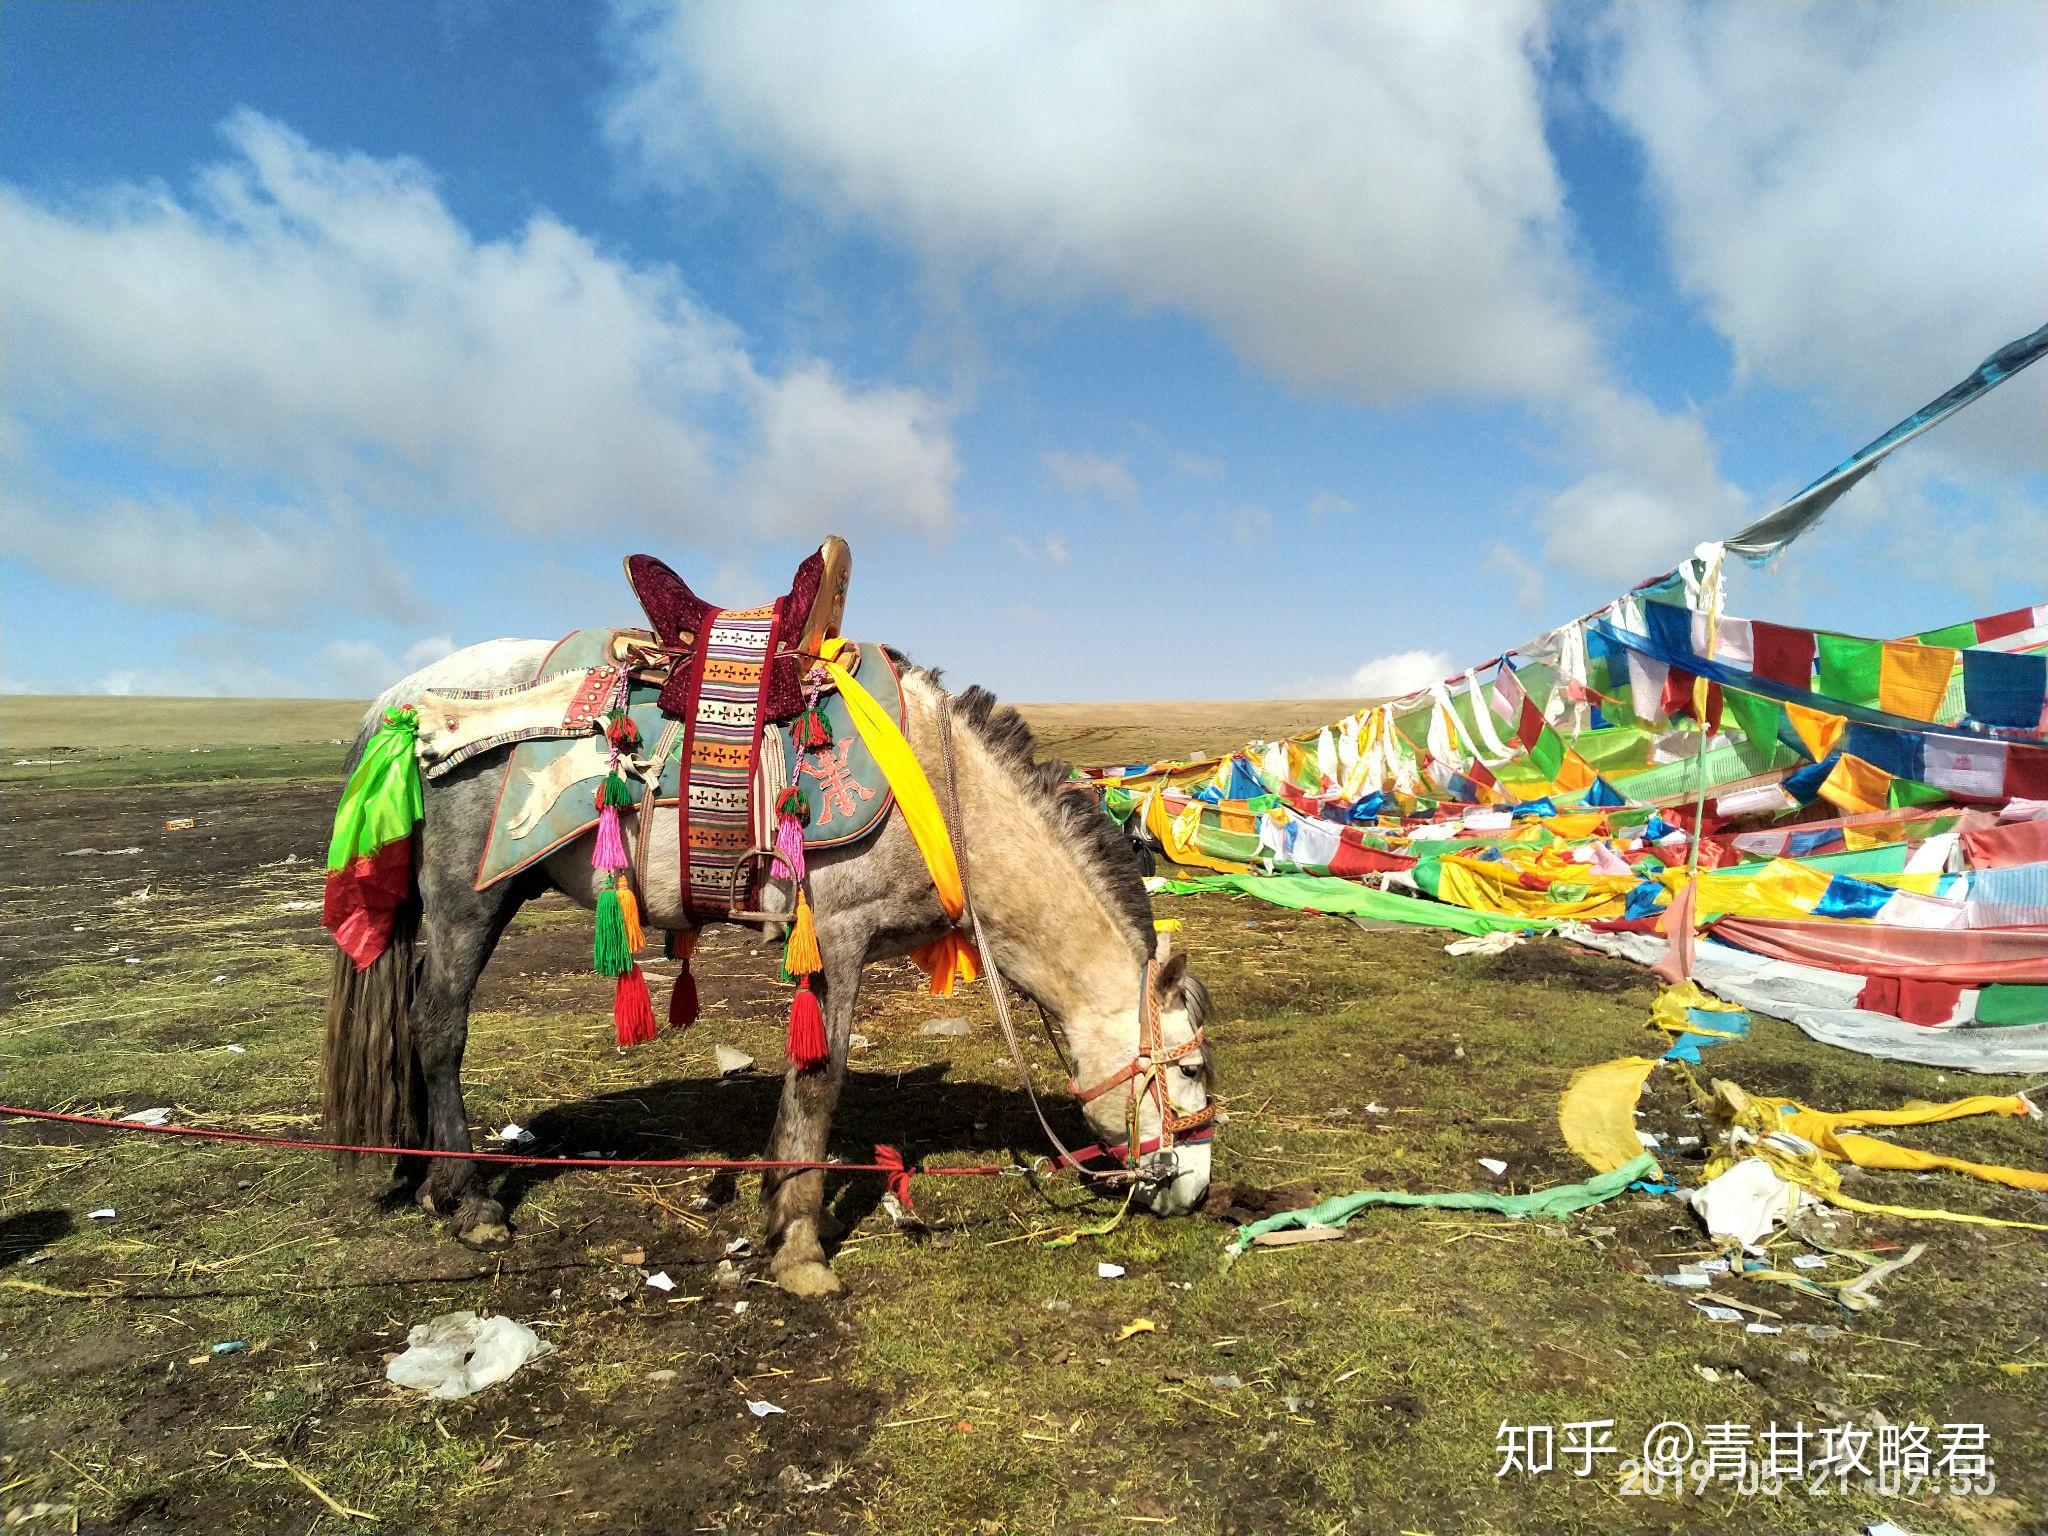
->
[384,1311,549,1399]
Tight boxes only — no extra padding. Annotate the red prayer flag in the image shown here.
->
[1749,621,1816,691]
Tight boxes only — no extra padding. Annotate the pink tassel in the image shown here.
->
[771,812,807,884]
[593,803,629,872]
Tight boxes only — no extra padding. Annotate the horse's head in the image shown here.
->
[1066,937,1213,1216]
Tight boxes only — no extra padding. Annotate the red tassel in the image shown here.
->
[668,931,700,1032]
[874,1143,914,1213]
[614,966,657,1047]
[786,977,828,1071]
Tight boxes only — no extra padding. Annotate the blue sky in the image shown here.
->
[4,1,2043,703]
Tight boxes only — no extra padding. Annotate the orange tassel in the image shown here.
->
[614,966,657,1047]
[617,885,644,952]
[786,977,828,1071]
[784,891,822,977]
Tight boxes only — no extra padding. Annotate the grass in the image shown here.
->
[0,696,2042,1535]
[2,696,367,791]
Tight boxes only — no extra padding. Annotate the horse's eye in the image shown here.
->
[1177,1060,1205,1080]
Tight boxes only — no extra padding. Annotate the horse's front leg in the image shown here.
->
[763,945,862,1297]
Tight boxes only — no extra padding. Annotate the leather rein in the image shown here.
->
[934,691,1213,1184]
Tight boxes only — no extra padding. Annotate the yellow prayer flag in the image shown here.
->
[1878,641,1958,722]
[1784,701,1846,762]
[1819,753,1892,815]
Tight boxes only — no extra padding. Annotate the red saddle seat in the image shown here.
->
[624,538,849,722]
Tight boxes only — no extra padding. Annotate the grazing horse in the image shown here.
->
[322,639,1214,1296]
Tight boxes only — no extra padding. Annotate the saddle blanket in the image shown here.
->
[460,628,901,894]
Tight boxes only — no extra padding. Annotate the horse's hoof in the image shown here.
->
[416,1189,443,1216]
[773,1260,843,1298]
[457,1219,513,1250]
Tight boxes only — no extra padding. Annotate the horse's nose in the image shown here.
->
[1140,1143,1212,1216]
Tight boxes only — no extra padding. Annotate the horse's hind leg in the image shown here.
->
[413,874,530,1248]
[763,944,862,1297]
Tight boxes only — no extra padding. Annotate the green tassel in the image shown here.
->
[594,886,631,977]
[601,770,635,809]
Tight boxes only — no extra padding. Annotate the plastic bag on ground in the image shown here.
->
[385,1310,550,1399]
[1683,1158,1816,1251]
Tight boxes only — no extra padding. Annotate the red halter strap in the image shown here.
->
[1070,958,1215,1167]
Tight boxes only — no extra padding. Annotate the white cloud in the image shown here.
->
[1597,4,2047,469]
[7,493,427,628]
[609,5,1599,404]
[313,637,464,697]
[1306,492,1356,521]
[1004,532,1073,566]
[609,6,1761,589]
[1042,449,1138,504]
[1295,648,1455,701]
[1536,385,1748,584]
[403,634,457,670]
[78,634,307,698]
[3,111,959,547]
[1169,449,1225,481]
[67,631,458,699]
[736,363,958,535]
[1215,505,1273,550]
[1483,542,1547,617]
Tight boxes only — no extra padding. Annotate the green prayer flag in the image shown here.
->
[1886,777,1947,809]
[1155,872,1557,937]
[1976,986,2048,1027]
[1228,1153,1658,1252]
[1722,685,1787,774]
[1815,633,1882,706]
[1916,620,1979,649]
[1526,722,1567,782]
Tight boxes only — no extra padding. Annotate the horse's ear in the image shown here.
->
[1154,928,1174,962]
[1154,948,1188,1001]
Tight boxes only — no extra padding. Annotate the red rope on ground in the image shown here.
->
[0,1105,1013,1184]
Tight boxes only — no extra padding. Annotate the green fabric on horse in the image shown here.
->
[326,707,423,872]
[322,706,425,969]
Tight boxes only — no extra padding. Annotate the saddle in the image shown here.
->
[621,536,851,723]
[414,537,877,923]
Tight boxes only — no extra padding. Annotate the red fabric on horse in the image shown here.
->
[626,548,824,723]
[322,838,415,970]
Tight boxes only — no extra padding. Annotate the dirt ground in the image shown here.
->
[2,702,2043,1535]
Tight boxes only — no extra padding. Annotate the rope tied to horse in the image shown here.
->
[0,1105,1071,1211]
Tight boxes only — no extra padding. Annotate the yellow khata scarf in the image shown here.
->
[819,637,979,994]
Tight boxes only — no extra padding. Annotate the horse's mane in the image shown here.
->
[903,659,1155,960]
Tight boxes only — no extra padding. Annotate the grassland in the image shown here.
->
[1,697,2042,1535]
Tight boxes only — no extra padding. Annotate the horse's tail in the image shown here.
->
[321,899,424,1170]
[320,719,426,1171]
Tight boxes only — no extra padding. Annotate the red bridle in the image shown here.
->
[1070,958,1215,1170]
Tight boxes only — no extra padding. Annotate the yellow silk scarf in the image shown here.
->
[819,638,979,994]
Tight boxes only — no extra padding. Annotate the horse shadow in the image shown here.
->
[0,1208,73,1269]
[493,1060,1101,1246]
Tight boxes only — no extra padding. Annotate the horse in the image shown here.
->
[321,638,1214,1296]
